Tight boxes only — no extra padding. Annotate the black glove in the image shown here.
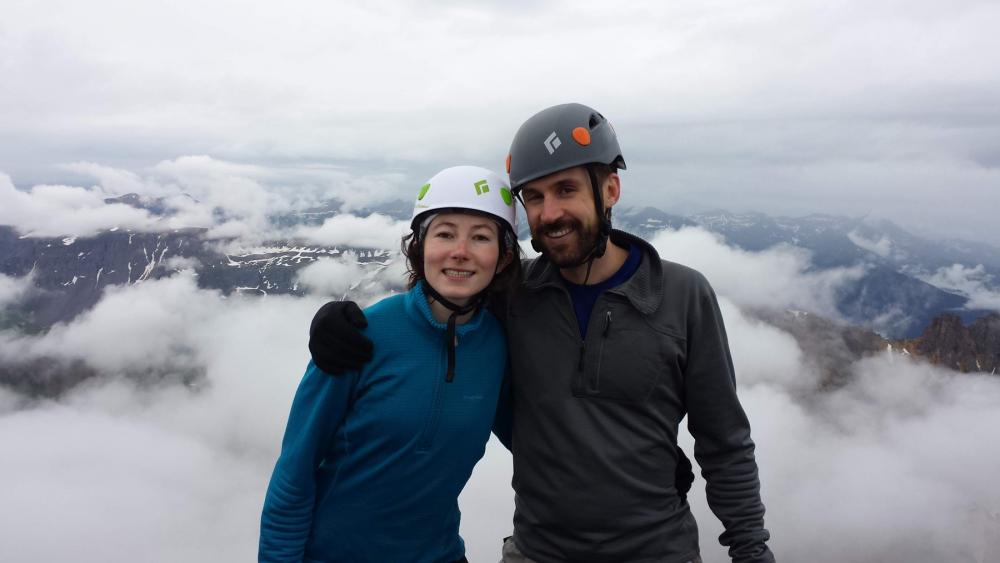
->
[675,447,694,503]
[308,301,374,375]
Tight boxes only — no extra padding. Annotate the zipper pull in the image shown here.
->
[602,310,612,337]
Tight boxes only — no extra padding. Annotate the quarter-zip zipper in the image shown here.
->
[592,310,612,393]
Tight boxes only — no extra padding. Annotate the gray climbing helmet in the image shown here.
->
[506,102,626,193]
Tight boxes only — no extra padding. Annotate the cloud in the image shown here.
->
[0,272,34,309]
[0,172,161,237]
[847,229,893,258]
[60,161,154,197]
[684,354,1000,563]
[649,227,864,317]
[0,264,999,561]
[160,255,202,271]
[295,253,406,298]
[673,303,1000,562]
[1,158,420,245]
[0,283,327,561]
[919,263,1000,312]
[716,297,816,393]
[0,273,218,373]
[295,213,410,250]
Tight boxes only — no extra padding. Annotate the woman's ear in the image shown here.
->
[495,249,514,273]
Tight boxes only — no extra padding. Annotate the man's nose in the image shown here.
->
[539,197,562,224]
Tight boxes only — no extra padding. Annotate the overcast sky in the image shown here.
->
[2,0,999,242]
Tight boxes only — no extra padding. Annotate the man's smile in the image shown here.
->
[544,226,572,239]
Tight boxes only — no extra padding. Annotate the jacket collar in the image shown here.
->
[522,229,663,315]
[405,282,488,336]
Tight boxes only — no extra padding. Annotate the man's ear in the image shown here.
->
[603,172,621,208]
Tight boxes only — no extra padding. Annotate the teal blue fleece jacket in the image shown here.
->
[259,284,508,562]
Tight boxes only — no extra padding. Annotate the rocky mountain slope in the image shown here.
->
[753,309,1000,388]
[618,207,998,337]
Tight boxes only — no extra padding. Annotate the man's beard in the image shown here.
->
[533,217,600,268]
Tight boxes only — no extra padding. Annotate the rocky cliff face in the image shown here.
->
[757,309,1000,385]
[901,313,1000,374]
[749,309,890,387]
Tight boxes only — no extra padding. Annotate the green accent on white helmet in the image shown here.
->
[411,166,517,233]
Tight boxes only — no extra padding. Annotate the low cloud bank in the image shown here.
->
[650,227,864,318]
[0,157,413,243]
[0,173,160,237]
[0,236,998,562]
[0,272,34,308]
[295,213,410,251]
[295,252,408,299]
[920,263,1000,312]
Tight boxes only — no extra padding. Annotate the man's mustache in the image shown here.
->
[534,218,580,237]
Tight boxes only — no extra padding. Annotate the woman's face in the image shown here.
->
[422,212,503,306]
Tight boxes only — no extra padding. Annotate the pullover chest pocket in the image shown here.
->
[576,308,681,403]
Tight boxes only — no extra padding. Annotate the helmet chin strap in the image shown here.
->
[420,280,486,383]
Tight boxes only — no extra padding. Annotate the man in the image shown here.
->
[310,103,774,562]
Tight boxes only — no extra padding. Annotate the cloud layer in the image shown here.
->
[650,227,864,318]
[920,263,1000,312]
[0,272,34,309]
[0,157,419,246]
[1,227,999,561]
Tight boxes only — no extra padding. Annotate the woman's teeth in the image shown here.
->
[444,269,473,277]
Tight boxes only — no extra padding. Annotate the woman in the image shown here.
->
[259,165,520,562]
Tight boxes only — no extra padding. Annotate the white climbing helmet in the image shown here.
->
[411,165,517,234]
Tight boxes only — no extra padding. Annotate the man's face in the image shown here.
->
[519,167,605,267]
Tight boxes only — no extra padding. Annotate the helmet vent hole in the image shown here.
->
[589,113,602,129]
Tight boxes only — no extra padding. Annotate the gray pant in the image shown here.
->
[500,536,702,563]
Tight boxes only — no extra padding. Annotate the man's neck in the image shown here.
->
[558,240,629,285]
